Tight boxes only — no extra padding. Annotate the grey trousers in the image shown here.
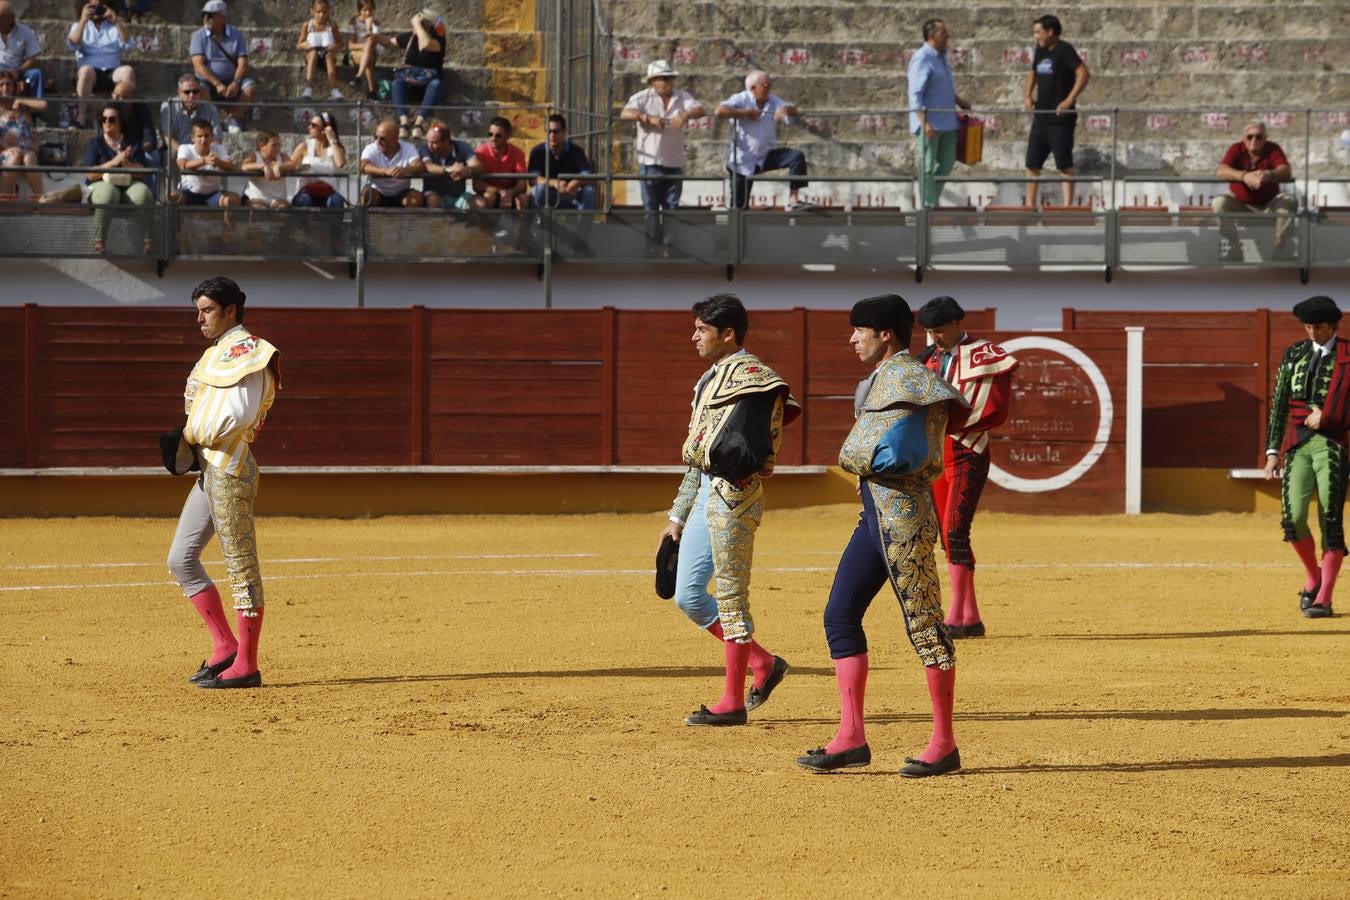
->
[167,473,215,598]
[166,459,264,613]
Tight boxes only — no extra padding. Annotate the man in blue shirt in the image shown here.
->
[715,71,813,211]
[189,0,256,134]
[526,114,596,210]
[907,19,971,209]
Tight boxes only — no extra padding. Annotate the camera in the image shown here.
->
[91,3,108,18]
[321,112,334,128]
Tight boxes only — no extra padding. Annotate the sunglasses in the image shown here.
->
[309,120,324,127]
[1244,133,1266,141]
[101,115,120,122]
[181,88,200,95]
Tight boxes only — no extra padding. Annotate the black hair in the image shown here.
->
[189,116,214,134]
[547,113,567,130]
[922,19,944,41]
[192,276,247,322]
[488,116,512,135]
[692,293,749,345]
[1035,14,1063,36]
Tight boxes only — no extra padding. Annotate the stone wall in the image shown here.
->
[606,0,1350,178]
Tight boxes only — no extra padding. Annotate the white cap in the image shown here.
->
[645,60,680,81]
[202,1,226,14]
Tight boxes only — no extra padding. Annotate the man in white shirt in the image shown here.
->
[0,1,44,99]
[359,117,425,207]
[715,70,812,211]
[620,60,705,212]
[175,118,238,206]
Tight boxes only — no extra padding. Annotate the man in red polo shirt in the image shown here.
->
[472,115,527,210]
[1211,120,1297,262]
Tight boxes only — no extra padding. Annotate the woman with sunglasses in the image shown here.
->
[0,68,46,201]
[82,101,152,254]
[289,111,348,207]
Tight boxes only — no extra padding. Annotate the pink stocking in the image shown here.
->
[1315,551,1344,608]
[710,639,750,714]
[218,609,263,680]
[918,664,957,763]
[189,586,237,665]
[1292,536,1320,591]
[825,653,868,753]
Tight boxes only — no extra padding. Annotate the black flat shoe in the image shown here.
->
[746,656,790,711]
[963,621,986,638]
[197,670,263,689]
[1303,603,1333,619]
[187,654,235,684]
[899,748,961,778]
[796,743,871,772]
[1299,587,1320,611]
[684,704,747,726]
[945,624,966,639]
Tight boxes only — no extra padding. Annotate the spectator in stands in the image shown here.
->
[0,68,44,200]
[68,1,136,129]
[359,117,423,207]
[418,121,480,209]
[242,132,297,208]
[473,115,527,210]
[527,114,596,210]
[716,70,812,211]
[620,59,704,214]
[191,0,256,135]
[162,74,219,154]
[1212,120,1297,261]
[1023,14,1089,208]
[908,18,971,209]
[113,82,158,194]
[0,1,44,100]
[175,117,237,206]
[290,111,348,207]
[368,8,445,141]
[296,0,344,102]
[83,102,152,253]
[347,0,380,98]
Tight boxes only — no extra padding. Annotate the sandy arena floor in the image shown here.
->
[1,507,1347,897]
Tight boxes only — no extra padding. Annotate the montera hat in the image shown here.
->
[849,294,913,336]
[159,424,201,476]
[1293,295,1342,325]
[645,60,680,81]
[917,296,966,328]
[655,534,679,599]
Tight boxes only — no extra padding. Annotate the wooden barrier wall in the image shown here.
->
[0,305,994,470]
[1063,309,1305,468]
[0,305,1302,513]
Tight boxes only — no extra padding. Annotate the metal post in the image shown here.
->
[1124,326,1144,515]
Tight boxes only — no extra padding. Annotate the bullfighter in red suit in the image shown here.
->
[917,297,1018,638]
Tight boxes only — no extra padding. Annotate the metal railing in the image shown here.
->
[5,102,1350,298]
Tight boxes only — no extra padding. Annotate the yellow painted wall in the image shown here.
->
[1,468,1281,517]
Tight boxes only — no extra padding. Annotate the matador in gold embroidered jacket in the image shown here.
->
[668,351,801,642]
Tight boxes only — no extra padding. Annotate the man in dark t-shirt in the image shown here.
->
[1212,121,1298,261]
[526,113,597,209]
[1022,14,1089,207]
[418,122,481,209]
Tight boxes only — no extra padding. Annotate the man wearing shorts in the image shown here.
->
[1023,14,1089,208]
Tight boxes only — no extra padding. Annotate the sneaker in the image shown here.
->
[329,88,344,100]
[1219,241,1244,263]
[411,124,425,140]
[786,199,816,212]
[224,117,242,135]
[301,86,315,99]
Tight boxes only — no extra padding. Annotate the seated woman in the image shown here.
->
[0,69,47,201]
[83,102,152,253]
[289,111,348,207]
[241,131,297,208]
